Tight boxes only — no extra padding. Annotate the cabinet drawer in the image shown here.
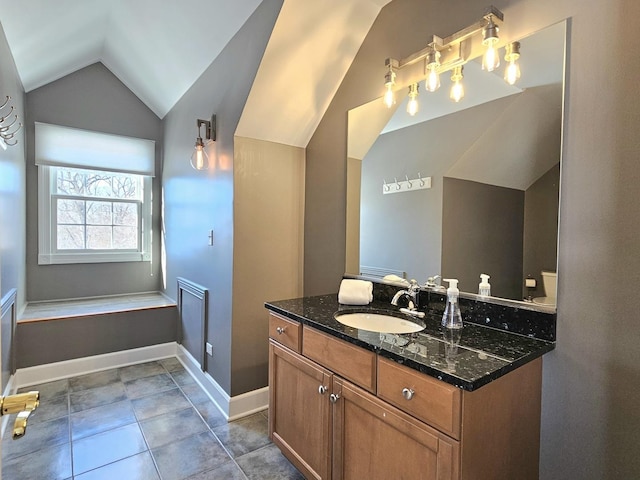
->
[377,357,461,439]
[303,326,376,393]
[268,313,301,353]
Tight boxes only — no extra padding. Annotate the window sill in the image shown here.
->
[38,251,151,265]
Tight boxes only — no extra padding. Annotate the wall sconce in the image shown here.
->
[406,83,420,116]
[504,41,521,85]
[190,115,216,171]
[381,5,519,116]
[0,96,22,149]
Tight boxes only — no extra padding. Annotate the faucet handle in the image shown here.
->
[1,391,40,440]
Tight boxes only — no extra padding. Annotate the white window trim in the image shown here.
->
[38,165,153,265]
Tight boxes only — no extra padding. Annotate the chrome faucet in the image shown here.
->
[391,280,425,318]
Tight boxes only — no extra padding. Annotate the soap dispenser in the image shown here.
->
[479,274,491,297]
[441,279,463,329]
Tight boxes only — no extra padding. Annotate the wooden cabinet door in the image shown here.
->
[332,377,460,480]
[269,340,333,480]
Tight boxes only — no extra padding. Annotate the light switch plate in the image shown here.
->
[206,342,213,356]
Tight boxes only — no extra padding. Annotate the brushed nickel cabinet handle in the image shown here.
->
[402,388,415,400]
[318,385,328,395]
[329,393,340,404]
[276,326,286,335]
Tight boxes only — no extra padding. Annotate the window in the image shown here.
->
[35,123,155,265]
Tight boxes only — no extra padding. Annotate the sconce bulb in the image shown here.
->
[449,66,464,103]
[406,83,419,116]
[482,43,500,72]
[425,66,441,93]
[482,16,500,72]
[505,60,521,85]
[504,42,521,85]
[450,81,464,103]
[384,83,396,108]
[190,140,210,170]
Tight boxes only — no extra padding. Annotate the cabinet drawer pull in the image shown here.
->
[276,326,286,335]
[402,388,415,400]
[318,385,328,395]
[329,393,340,404]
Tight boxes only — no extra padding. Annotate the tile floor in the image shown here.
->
[2,358,304,480]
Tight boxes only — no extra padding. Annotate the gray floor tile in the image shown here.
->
[119,361,166,382]
[132,387,192,421]
[71,399,137,440]
[72,423,148,475]
[70,382,127,413]
[170,369,196,386]
[2,441,72,480]
[140,407,208,449]
[180,382,210,404]
[186,461,249,480]
[29,393,69,425]
[74,451,160,480]
[124,372,177,399]
[160,357,184,373]
[18,378,69,401]
[213,413,270,457]
[69,369,120,392]
[3,416,69,460]
[152,431,231,480]
[193,400,227,429]
[236,444,305,480]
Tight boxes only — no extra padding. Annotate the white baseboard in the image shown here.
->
[12,343,269,422]
[1,374,17,439]
[14,342,179,389]
[176,345,268,421]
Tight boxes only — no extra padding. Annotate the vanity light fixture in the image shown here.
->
[449,66,465,103]
[190,115,216,171]
[407,83,420,116]
[425,44,441,92]
[504,41,521,85]
[482,14,500,72]
[383,58,399,108]
[381,6,516,115]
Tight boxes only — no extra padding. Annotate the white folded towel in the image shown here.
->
[338,279,373,305]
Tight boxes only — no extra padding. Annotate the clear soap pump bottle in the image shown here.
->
[441,279,463,329]
[479,274,491,297]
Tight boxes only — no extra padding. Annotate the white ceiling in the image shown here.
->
[0,0,264,118]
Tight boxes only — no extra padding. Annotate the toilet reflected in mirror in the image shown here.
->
[532,271,557,307]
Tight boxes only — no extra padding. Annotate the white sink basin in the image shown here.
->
[334,312,425,334]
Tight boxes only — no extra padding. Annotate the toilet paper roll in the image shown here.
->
[525,278,537,288]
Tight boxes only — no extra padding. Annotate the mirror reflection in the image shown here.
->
[346,21,566,309]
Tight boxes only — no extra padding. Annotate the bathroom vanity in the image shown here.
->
[265,293,555,480]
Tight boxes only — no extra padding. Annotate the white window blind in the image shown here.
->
[35,122,156,177]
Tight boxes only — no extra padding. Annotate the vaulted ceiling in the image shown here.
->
[0,0,391,137]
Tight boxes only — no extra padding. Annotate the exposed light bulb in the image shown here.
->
[190,139,209,170]
[482,16,500,72]
[383,59,397,108]
[425,48,441,92]
[504,41,521,85]
[384,83,396,108]
[407,83,419,116]
[449,66,464,103]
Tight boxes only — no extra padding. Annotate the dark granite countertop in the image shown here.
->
[265,294,555,391]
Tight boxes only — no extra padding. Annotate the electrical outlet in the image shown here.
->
[206,342,213,356]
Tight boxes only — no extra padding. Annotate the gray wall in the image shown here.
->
[0,23,26,308]
[25,63,163,301]
[523,163,560,298]
[442,178,524,299]
[305,0,640,477]
[161,0,283,396]
[0,22,26,392]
